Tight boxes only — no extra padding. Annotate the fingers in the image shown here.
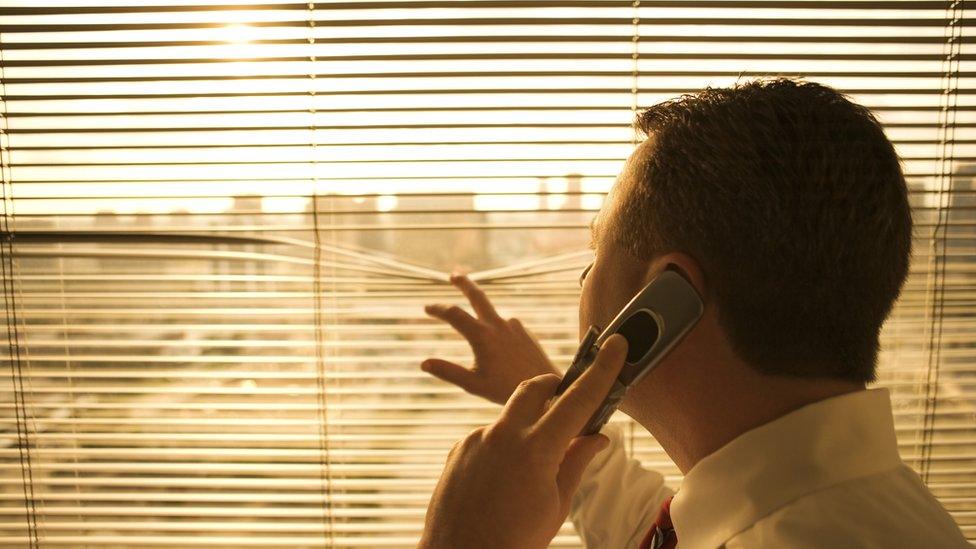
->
[450,273,502,322]
[421,358,476,393]
[498,373,561,427]
[555,434,610,513]
[538,334,627,444]
[425,304,482,341]
[425,275,506,340]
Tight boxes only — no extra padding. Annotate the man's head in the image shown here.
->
[580,78,912,384]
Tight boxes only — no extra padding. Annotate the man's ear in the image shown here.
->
[645,252,706,299]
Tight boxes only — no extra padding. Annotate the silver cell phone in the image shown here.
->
[554,269,704,435]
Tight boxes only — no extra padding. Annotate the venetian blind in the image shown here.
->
[0,0,973,546]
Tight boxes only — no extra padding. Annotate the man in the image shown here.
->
[416,79,971,548]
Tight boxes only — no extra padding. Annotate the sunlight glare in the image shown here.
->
[376,195,399,212]
[220,24,253,44]
[215,23,263,59]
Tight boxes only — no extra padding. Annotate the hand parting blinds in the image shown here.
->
[0,1,973,546]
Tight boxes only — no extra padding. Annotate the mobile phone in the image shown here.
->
[554,269,704,435]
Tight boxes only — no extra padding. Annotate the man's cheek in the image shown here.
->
[577,306,586,340]
[578,290,590,339]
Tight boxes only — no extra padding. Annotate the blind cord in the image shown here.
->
[0,31,39,548]
[308,2,336,545]
[921,0,963,485]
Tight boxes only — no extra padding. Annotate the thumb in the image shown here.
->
[555,433,610,511]
[421,358,476,393]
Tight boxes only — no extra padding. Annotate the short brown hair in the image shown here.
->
[611,78,912,382]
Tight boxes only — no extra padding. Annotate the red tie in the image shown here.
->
[639,495,677,549]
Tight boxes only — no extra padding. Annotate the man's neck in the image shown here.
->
[623,354,865,474]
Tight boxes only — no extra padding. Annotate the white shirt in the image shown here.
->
[569,388,970,548]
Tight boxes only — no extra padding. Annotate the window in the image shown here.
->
[0,1,972,546]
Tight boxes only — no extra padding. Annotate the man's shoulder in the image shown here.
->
[726,465,970,548]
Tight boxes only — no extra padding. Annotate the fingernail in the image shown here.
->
[420,361,431,372]
[605,333,627,351]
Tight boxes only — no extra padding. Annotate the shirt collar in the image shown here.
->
[669,388,902,549]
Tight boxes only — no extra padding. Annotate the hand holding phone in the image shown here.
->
[554,269,704,435]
